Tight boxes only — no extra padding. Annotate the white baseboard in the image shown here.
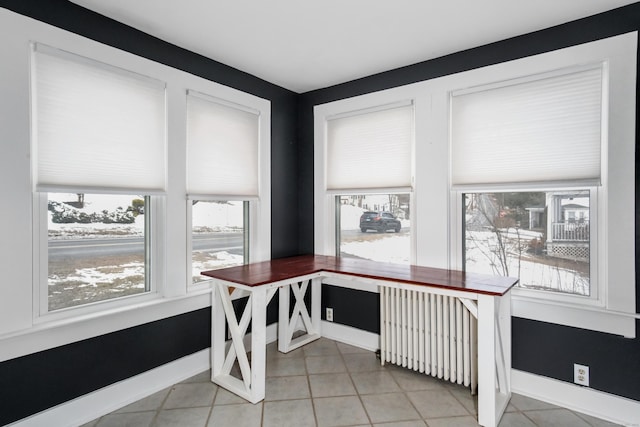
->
[10,323,281,427]
[512,369,640,426]
[10,349,211,427]
[320,320,379,352]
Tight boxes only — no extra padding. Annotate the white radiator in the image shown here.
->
[380,286,478,393]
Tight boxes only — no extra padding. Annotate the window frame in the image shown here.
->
[314,32,637,337]
[314,89,419,261]
[334,192,413,264]
[187,197,253,289]
[453,186,600,305]
[17,15,271,331]
[32,192,165,322]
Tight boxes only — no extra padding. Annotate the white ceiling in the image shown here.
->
[70,0,637,93]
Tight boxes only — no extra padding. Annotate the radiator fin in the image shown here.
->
[380,286,477,393]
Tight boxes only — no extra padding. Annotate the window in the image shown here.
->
[186,90,268,284]
[452,66,602,301]
[46,193,150,311]
[191,200,248,284]
[315,33,636,336]
[337,194,411,264]
[32,44,166,315]
[463,190,591,297]
[315,100,415,261]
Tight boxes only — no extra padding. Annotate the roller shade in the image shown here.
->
[326,103,413,191]
[186,91,259,197]
[33,44,167,193]
[451,66,603,187]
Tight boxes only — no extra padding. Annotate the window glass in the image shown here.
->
[338,194,410,264]
[192,200,247,283]
[47,193,149,311]
[463,191,590,296]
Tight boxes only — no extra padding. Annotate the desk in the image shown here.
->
[202,255,517,427]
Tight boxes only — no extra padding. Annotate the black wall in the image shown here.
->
[0,309,211,426]
[302,2,640,403]
[0,0,299,424]
[1,0,640,424]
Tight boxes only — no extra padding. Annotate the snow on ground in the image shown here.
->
[341,234,410,264]
[339,204,411,264]
[466,229,589,296]
[48,195,587,298]
[48,194,245,293]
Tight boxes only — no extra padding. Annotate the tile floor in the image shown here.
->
[83,338,622,427]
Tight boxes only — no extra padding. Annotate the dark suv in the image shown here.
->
[359,211,401,233]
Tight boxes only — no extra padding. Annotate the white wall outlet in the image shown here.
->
[574,363,589,386]
[326,307,334,322]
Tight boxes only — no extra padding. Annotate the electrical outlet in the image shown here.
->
[326,307,334,322]
[574,363,589,386]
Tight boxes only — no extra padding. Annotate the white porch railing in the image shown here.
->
[551,221,589,241]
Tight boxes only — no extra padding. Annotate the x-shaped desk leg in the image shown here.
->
[278,277,322,353]
[211,282,277,403]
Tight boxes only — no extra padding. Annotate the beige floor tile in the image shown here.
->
[351,371,401,395]
[305,354,347,374]
[263,399,316,427]
[313,395,370,427]
[163,382,217,409]
[523,408,592,427]
[406,390,469,419]
[309,372,357,397]
[96,411,155,427]
[265,375,310,401]
[360,392,421,423]
[114,388,170,413]
[155,407,211,427]
[344,352,386,373]
[208,403,263,427]
[302,337,340,356]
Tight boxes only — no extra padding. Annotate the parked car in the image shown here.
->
[359,211,401,233]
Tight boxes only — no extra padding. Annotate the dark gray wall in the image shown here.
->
[1,0,639,424]
[302,2,640,403]
[0,0,299,424]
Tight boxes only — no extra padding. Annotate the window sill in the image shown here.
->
[0,289,212,363]
[511,293,637,338]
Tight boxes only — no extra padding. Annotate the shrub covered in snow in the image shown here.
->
[48,200,136,224]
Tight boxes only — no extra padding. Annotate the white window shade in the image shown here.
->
[33,44,167,193]
[451,66,603,187]
[326,103,413,191]
[186,92,259,197]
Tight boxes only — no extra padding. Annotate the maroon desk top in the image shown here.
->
[201,255,518,296]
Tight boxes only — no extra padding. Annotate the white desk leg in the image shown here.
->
[477,293,512,427]
[278,277,322,353]
[211,282,226,383]
[249,286,267,403]
[211,282,275,404]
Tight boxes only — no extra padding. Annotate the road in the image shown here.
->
[48,229,406,260]
[49,232,243,260]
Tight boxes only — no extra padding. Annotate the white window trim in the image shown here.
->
[314,32,637,337]
[314,86,420,262]
[32,193,166,323]
[0,9,270,357]
[187,196,270,292]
